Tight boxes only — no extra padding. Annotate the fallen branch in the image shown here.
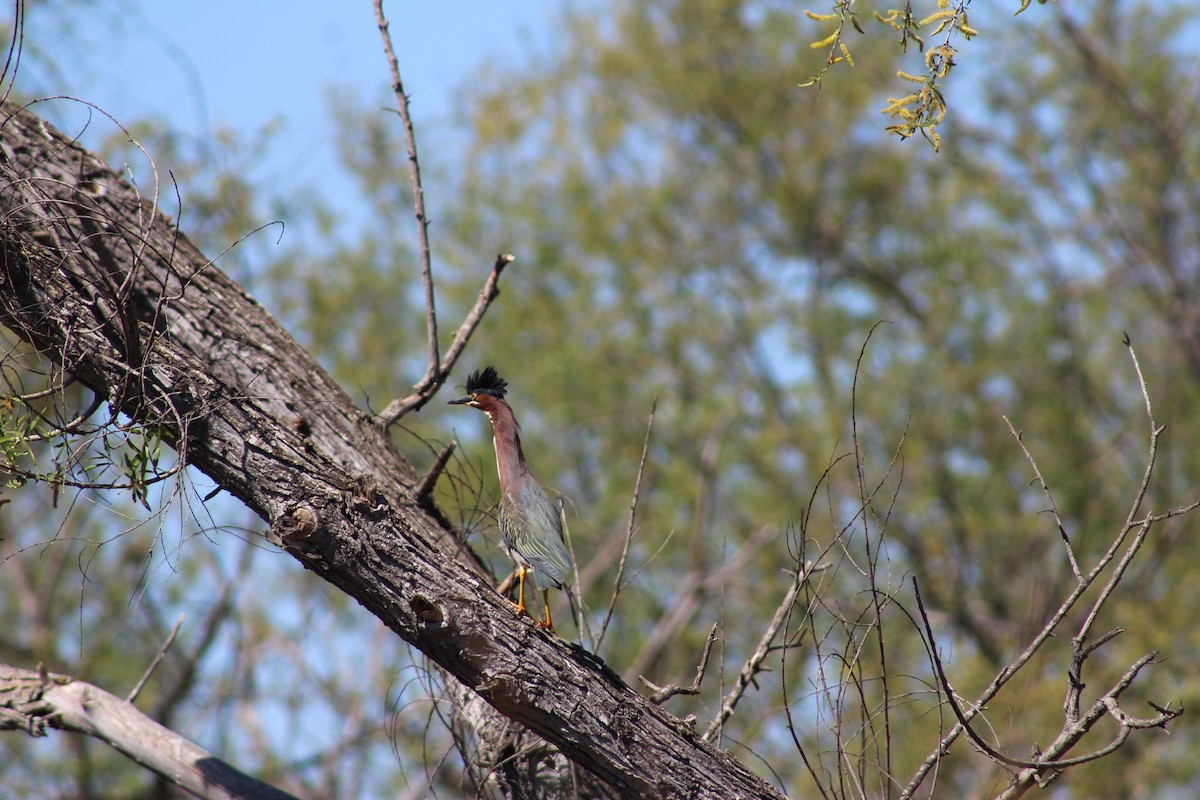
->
[0,661,298,800]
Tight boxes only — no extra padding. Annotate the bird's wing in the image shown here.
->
[501,483,572,589]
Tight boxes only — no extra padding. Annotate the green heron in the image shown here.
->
[449,366,572,631]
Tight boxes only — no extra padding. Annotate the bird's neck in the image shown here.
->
[486,402,530,489]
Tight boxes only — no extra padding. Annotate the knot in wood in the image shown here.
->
[476,673,523,707]
[409,594,447,628]
[348,474,386,513]
[275,506,320,542]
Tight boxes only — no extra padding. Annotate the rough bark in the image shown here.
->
[0,663,298,800]
[0,99,785,799]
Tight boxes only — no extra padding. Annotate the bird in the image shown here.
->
[449,366,572,632]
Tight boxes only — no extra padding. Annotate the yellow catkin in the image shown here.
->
[918,8,958,27]
[810,31,840,49]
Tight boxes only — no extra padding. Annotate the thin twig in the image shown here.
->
[126,613,184,704]
[373,0,438,379]
[561,500,594,649]
[10,372,76,402]
[703,559,817,742]
[780,522,833,799]
[1123,334,1159,525]
[413,440,457,505]
[0,0,25,108]
[1003,415,1083,581]
[922,591,1180,788]
[638,622,719,704]
[596,398,656,650]
[623,523,775,682]
[377,254,513,425]
[851,320,895,799]
[901,342,1196,798]
[25,390,104,442]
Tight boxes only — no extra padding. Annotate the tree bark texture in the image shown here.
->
[0,663,299,800]
[0,99,784,799]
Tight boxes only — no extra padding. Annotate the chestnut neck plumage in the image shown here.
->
[477,394,529,491]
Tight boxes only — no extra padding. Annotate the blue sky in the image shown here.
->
[29,2,562,228]
[62,2,559,130]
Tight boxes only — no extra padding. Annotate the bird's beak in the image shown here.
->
[448,395,472,405]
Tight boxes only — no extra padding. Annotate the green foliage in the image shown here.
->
[422,0,1200,794]
[0,397,37,483]
[0,339,174,513]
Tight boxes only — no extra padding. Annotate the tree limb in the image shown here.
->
[0,98,783,800]
[0,661,298,800]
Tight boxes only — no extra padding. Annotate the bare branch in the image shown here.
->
[438,252,513,379]
[914,559,1183,796]
[376,254,513,424]
[994,651,1183,800]
[638,622,719,705]
[902,343,1195,798]
[126,612,185,704]
[24,389,104,442]
[703,559,818,743]
[413,439,457,506]
[369,1,514,425]
[0,661,299,800]
[1003,415,1082,581]
[8,371,76,402]
[373,0,438,381]
[597,397,656,650]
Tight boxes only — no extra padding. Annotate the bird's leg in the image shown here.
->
[536,587,555,632]
[511,565,529,616]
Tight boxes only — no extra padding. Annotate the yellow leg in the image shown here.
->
[511,565,528,616]
[536,588,555,632]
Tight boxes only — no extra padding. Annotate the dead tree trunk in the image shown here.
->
[0,99,784,800]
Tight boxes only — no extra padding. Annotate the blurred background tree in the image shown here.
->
[2,0,1197,797]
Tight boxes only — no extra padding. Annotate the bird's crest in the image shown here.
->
[464,366,508,398]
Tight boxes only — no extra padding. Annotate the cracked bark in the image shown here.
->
[0,99,784,800]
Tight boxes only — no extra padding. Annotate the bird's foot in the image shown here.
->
[507,600,529,617]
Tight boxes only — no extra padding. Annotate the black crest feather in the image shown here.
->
[465,366,508,398]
